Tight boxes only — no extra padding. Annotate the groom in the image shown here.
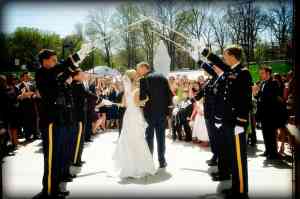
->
[137,62,173,168]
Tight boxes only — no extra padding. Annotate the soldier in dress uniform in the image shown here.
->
[70,71,100,171]
[191,59,230,167]
[210,65,233,182]
[202,46,252,199]
[33,44,92,199]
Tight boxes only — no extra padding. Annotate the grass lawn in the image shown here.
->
[249,62,292,82]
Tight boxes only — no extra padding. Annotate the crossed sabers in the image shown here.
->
[84,15,204,57]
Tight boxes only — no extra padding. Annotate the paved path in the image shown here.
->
[3,130,293,198]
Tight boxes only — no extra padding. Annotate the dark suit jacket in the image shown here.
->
[256,78,287,126]
[140,71,173,121]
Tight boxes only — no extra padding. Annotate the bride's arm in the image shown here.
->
[134,89,148,107]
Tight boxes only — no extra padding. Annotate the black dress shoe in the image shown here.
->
[221,188,232,195]
[70,174,77,178]
[79,160,86,165]
[54,193,66,199]
[7,151,15,156]
[73,160,85,167]
[32,191,65,199]
[210,172,220,177]
[224,190,249,199]
[207,160,217,166]
[59,191,70,196]
[267,154,281,161]
[33,135,41,140]
[32,191,47,199]
[85,139,93,142]
[62,176,73,182]
[159,162,168,168]
[212,174,230,181]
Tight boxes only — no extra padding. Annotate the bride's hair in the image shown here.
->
[125,69,137,83]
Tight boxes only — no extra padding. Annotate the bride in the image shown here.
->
[113,69,156,179]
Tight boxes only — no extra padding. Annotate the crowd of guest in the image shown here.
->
[166,67,296,158]
[0,67,296,160]
[0,72,126,159]
[0,72,40,158]
[0,58,297,199]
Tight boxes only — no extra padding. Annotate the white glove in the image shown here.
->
[234,126,244,135]
[102,99,113,106]
[214,122,222,129]
[172,107,179,116]
[76,43,94,61]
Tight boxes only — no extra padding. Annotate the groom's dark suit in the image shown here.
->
[140,71,173,167]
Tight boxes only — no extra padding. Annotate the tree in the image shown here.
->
[209,15,229,54]
[154,0,191,70]
[254,40,268,64]
[268,0,292,52]
[85,8,114,68]
[115,3,141,68]
[74,22,84,41]
[137,2,159,67]
[42,32,62,53]
[225,0,267,64]
[8,27,63,69]
[9,27,43,67]
[80,49,106,71]
[201,22,214,49]
[185,7,206,41]
[0,33,10,69]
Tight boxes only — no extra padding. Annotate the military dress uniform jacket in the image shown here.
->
[35,58,78,128]
[193,74,218,120]
[214,64,253,127]
[71,81,100,123]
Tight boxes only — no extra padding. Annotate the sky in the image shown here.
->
[1,1,234,37]
[2,1,291,39]
[2,1,119,37]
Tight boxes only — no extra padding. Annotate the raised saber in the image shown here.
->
[85,17,150,50]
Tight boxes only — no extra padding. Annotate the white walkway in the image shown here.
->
[3,130,293,198]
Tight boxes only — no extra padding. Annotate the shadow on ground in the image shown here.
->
[117,169,172,185]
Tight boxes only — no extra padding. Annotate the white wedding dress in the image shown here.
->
[112,76,156,179]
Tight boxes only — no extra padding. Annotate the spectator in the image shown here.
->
[256,66,283,160]
[17,71,40,141]
[6,74,20,152]
[0,75,11,157]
